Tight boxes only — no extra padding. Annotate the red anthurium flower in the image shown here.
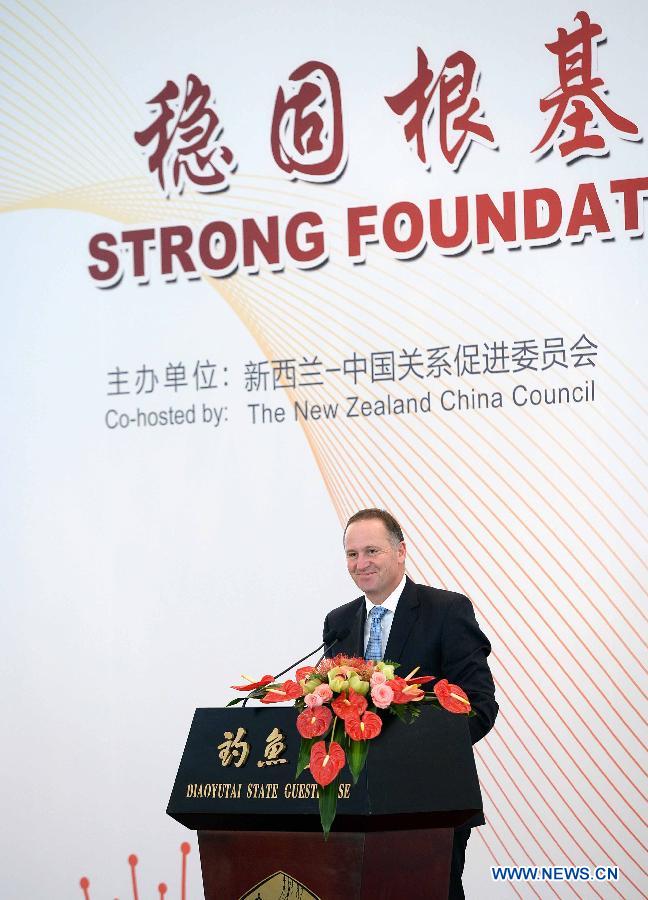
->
[284,679,304,698]
[402,668,435,686]
[388,677,425,704]
[296,705,333,738]
[309,740,346,787]
[260,690,286,704]
[296,665,316,682]
[434,679,471,714]
[331,687,367,720]
[230,675,273,692]
[344,710,382,741]
[260,679,303,703]
[385,676,407,701]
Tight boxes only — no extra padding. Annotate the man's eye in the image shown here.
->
[367,548,377,555]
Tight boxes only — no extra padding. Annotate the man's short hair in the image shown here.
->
[344,508,404,545]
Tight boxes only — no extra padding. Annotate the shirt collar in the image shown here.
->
[364,573,407,616]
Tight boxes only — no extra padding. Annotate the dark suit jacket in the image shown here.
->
[323,576,498,746]
[323,577,497,828]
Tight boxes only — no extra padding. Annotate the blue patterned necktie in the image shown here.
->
[365,605,389,661]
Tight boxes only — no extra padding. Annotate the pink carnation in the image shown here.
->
[304,692,324,708]
[314,683,333,702]
[371,683,394,709]
[370,671,387,687]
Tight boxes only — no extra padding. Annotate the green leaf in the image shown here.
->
[387,703,424,723]
[225,697,244,707]
[347,738,369,784]
[318,778,340,839]
[295,737,315,780]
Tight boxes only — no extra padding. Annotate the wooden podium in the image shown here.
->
[167,707,482,899]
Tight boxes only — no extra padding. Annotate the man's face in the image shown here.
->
[344,518,406,603]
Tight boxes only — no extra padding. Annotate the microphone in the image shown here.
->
[274,626,350,680]
[242,627,351,706]
[314,626,350,667]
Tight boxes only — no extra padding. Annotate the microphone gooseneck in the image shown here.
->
[242,627,351,706]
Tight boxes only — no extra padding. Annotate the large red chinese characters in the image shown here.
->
[386,48,496,171]
[271,61,346,182]
[134,74,236,197]
[533,11,640,161]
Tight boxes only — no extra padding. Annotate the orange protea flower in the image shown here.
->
[331,687,368,720]
[315,655,375,680]
[296,705,333,739]
[344,710,382,741]
[260,679,303,704]
[434,679,471,714]
[309,740,346,787]
[230,674,274,691]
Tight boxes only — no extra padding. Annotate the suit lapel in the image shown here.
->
[384,577,420,663]
[334,597,365,658]
[349,598,366,657]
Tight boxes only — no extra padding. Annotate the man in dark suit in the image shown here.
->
[323,508,497,900]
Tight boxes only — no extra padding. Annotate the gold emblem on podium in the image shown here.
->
[239,870,320,899]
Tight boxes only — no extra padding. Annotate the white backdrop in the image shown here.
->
[1,2,647,898]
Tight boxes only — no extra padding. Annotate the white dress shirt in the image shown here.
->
[363,573,407,659]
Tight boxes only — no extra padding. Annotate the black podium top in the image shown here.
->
[167,707,482,832]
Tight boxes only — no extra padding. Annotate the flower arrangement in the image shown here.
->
[230,655,472,835]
